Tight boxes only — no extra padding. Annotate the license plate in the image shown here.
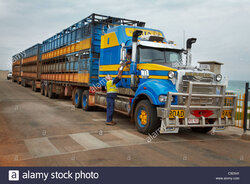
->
[188,118,199,124]
[221,110,232,118]
[169,110,185,118]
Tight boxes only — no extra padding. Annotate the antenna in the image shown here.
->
[183,30,185,49]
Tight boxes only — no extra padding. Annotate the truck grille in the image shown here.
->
[178,75,216,105]
[180,75,214,94]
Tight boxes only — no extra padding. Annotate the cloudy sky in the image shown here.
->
[0,0,249,80]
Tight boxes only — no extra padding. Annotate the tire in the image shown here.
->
[21,79,26,87]
[191,119,215,133]
[34,82,38,92]
[82,90,91,111]
[134,99,160,134]
[191,127,213,133]
[74,88,83,108]
[32,81,35,91]
[44,85,49,97]
[72,88,76,105]
[41,83,45,95]
[48,84,55,99]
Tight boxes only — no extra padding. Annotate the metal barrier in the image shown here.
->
[243,82,250,132]
[228,83,250,129]
[234,93,245,128]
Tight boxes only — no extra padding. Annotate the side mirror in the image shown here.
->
[120,43,126,61]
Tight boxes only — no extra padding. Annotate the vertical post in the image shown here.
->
[243,82,249,132]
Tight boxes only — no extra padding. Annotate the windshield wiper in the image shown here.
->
[152,59,165,62]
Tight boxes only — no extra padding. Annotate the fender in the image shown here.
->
[133,79,177,106]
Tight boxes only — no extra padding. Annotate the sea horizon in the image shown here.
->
[227,80,250,94]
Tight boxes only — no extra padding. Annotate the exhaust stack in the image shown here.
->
[131,30,143,88]
[186,38,197,66]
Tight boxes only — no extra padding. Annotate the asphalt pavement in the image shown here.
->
[0,79,249,166]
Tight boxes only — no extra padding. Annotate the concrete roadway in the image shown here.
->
[0,79,249,166]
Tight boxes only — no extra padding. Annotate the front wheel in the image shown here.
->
[134,99,160,134]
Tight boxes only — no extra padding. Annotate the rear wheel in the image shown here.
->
[44,85,48,97]
[74,88,83,108]
[82,90,91,111]
[48,84,55,99]
[134,99,160,134]
[40,83,45,95]
[32,81,35,91]
[22,79,27,87]
[34,82,38,92]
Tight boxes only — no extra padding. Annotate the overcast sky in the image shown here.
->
[0,0,249,80]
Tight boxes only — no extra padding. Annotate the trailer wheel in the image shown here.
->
[134,99,160,134]
[32,81,35,91]
[74,88,83,108]
[34,82,38,92]
[22,79,27,87]
[44,85,49,97]
[82,90,91,111]
[48,84,55,99]
[41,83,45,95]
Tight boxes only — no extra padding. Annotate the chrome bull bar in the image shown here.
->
[157,82,237,133]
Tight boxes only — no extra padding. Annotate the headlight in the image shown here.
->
[159,95,167,102]
[168,71,175,79]
[159,95,175,103]
[216,74,222,82]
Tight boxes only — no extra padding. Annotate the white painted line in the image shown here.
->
[110,130,146,143]
[92,119,106,122]
[70,132,110,150]
[24,137,60,158]
[91,118,127,122]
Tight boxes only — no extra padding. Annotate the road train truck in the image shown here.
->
[12,13,237,134]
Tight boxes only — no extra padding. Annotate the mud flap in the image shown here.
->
[160,119,179,134]
[213,126,227,132]
[164,127,179,133]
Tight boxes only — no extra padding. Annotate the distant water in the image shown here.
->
[227,80,250,94]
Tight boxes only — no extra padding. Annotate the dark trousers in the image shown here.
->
[106,93,117,122]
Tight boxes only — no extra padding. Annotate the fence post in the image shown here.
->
[243,82,249,133]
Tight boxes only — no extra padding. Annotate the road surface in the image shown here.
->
[0,79,249,166]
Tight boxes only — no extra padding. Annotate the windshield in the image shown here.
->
[139,47,183,67]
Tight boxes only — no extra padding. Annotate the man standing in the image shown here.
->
[105,51,131,125]
[105,67,124,125]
